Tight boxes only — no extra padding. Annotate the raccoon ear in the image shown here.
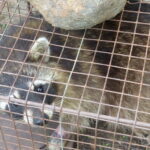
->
[28,37,50,63]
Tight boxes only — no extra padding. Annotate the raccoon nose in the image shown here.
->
[34,114,49,126]
[34,119,44,126]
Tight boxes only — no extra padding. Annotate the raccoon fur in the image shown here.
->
[0,9,150,150]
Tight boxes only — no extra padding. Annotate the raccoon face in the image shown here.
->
[0,77,56,126]
[0,37,57,126]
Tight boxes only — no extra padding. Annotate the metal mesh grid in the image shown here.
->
[0,0,150,149]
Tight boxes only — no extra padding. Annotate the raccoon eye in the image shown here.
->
[34,85,44,93]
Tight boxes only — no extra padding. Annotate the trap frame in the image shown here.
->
[0,0,150,149]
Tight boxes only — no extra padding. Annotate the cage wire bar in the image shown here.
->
[0,0,150,150]
[0,1,39,150]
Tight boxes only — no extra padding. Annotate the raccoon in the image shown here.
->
[0,5,150,150]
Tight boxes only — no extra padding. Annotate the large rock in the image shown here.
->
[27,0,127,30]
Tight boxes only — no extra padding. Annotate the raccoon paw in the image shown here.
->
[48,126,66,150]
[29,37,50,62]
[48,138,63,150]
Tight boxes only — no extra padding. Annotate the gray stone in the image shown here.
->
[27,0,127,30]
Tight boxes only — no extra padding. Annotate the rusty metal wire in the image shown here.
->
[0,0,150,150]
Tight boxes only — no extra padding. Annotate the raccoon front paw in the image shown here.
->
[48,126,67,150]
[48,138,63,150]
[29,37,50,62]
[29,52,41,62]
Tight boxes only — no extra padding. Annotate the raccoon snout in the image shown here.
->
[23,108,50,126]
[33,113,49,126]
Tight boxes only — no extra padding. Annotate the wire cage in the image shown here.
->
[0,0,150,150]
